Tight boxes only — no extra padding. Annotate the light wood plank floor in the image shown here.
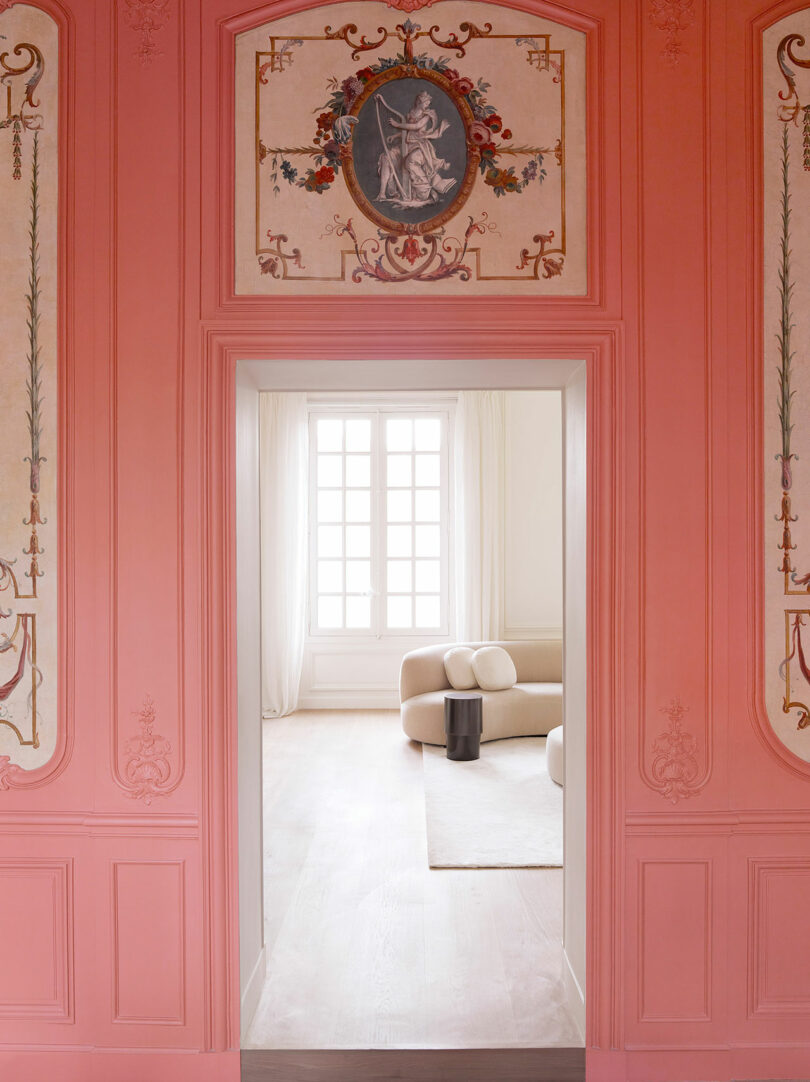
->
[244,710,583,1050]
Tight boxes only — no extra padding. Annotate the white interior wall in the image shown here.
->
[297,390,563,708]
[503,391,563,640]
[562,363,587,1037]
[235,369,266,1037]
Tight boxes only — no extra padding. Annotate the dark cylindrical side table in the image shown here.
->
[444,691,483,761]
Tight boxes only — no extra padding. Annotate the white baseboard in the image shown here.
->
[240,945,266,1042]
[296,693,400,710]
[562,947,585,1041]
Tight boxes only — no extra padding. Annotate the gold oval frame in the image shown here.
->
[341,66,481,236]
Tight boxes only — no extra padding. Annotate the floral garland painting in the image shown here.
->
[764,13,810,762]
[235,1,585,292]
[0,3,58,780]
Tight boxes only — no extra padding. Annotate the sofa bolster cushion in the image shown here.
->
[471,646,517,691]
[443,646,478,690]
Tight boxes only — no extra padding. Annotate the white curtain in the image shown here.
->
[260,392,309,718]
[453,390,506,642]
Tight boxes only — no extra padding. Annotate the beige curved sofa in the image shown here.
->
[400,640,562,745]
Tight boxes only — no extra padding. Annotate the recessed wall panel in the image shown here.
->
[751,861,810,1014]
[639,860,710,1022]
[113,861,185,1025]
[0,861,72,1020]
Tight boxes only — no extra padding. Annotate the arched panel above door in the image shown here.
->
[233,0,587,294]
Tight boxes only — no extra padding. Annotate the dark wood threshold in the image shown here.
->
[241,1048,585,1082]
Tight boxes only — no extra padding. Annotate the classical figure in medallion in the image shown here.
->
[342,64,477,234]
[374,89,456,207]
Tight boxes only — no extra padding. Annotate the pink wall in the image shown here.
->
[0,0,809,1079]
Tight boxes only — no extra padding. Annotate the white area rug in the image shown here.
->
[422,736,563,868]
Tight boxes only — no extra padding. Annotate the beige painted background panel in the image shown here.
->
[234,0,585,295]
[0,4,58,769]
[764,15,810,761]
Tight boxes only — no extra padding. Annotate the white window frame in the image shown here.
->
[307,400,454,640]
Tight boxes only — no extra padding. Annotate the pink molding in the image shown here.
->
[385,0,442,10]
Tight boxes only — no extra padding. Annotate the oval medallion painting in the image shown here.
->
[343,68,478,234]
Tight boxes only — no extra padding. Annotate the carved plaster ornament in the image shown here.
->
[648,0,696,65]
[650,698,701,803]
[122,0,171,66]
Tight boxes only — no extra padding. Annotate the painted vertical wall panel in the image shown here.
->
[751,861,810,1013]
[111,0,184,802]
[638,861,710,1022]
[634,0,711,809]
[0,861,71,1020]
[0,4,59,777]
[112,861,185,1025]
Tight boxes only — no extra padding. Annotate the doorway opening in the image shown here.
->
[235,358,587,1069]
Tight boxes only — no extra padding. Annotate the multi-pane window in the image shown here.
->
[309,408,451,636]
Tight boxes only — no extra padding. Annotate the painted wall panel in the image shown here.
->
[0,3,59,778]
[638,860,710,1022]
[112,861,185,1025]
[751,860,810,1014]
[632,0,711,811]
[0,860,72,1020]
[763,12,810,767]
[111,0,185,805]
[233,1,586,294]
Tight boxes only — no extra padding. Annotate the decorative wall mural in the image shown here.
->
[0,4,58,779]
[234,1,586,294]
